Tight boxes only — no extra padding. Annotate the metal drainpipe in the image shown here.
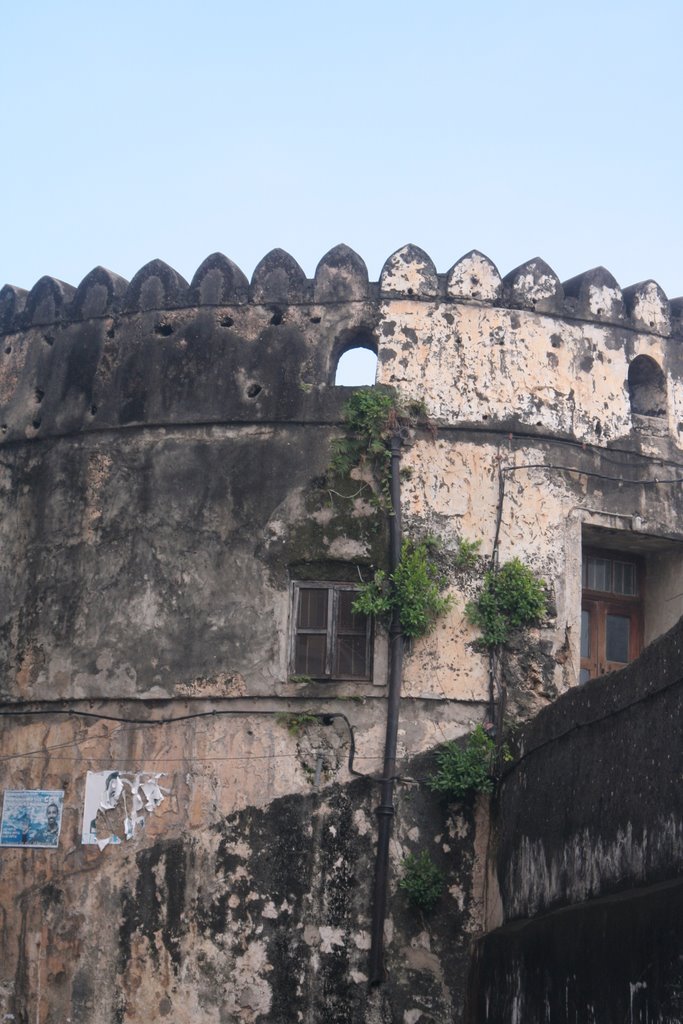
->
[369,431,404,985]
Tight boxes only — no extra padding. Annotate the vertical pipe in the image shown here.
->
[489,467,506,732]
[369,432,403,984]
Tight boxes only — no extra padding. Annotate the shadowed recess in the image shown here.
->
[628,355,667,417]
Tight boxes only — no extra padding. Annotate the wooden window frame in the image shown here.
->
[580,548,643,682]
[290,582,373,682]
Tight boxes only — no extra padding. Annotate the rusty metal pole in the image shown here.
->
[369,432,403,984]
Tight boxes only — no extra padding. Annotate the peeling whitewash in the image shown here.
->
[1,244,683,1023]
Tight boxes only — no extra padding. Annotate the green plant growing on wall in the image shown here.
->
[454,537,481,570]
[352,538,454,639]
[329,389,395,478]
[428,725,497,799]
[465,557,547,648]
[328,388,428,511]
[399,850,444,912]
[327,390,452,641]
[276,711,318,736]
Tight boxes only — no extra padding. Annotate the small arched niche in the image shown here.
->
[334,335,378,387]
[628,355,667,418]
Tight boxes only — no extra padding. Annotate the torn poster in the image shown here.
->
[1,790,64,848]
[81,770,169,846]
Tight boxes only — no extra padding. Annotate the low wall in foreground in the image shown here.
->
[468,616,683,1022]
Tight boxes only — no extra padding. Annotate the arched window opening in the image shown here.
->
[335,347,378,387]
[628,355,667,418]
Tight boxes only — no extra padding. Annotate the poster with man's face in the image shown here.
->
[0,790,64,848]
[81,770,124,846]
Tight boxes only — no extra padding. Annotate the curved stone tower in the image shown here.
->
[1,243,681,1023]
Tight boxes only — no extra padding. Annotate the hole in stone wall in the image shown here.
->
[32,418,41,430]
[155,322,174,336]
[220,316,234,328]
[4,346,10,355]
[335,346,378,387]
[247,384,263,398]
[43,334,54,346]
[91,405,98,416]
[35,388,44,404]
[628,355,667,418]
[270,310,284,326]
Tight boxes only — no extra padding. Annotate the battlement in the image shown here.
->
[1,244,682,452]
[2,244,683,336]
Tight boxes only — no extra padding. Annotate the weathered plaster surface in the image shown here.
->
[1,244,682,1022]
[0,710,484,1024]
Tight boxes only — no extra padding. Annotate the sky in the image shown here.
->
[2,0,683,306]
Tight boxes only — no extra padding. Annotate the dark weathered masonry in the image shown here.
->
[0,243,682,1023]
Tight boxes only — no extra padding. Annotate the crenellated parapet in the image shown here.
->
[3,243,683,334]
[1,243,682,451]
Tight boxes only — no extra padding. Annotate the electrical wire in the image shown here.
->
[0,707,372,778]
[500,463,683,486]
[436,422,683,470]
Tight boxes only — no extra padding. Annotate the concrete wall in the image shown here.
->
[1,243,683,1022]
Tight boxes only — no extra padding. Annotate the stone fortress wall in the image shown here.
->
[1,244,682,711]
[1,244,682,1022]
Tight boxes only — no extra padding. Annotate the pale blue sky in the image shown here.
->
[2,0,682,299]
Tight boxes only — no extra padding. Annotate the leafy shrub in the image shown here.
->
[465,557,546,648]
[399,851,444,912]
[352,538,453,639]
[454,537,481,570]
[428,726,496,799]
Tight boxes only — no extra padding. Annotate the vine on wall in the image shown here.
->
[328,388,428,512]
[329,388,450,639]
